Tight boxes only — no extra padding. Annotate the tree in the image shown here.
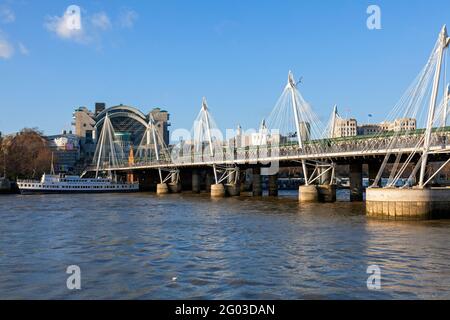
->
[1,128,52,179]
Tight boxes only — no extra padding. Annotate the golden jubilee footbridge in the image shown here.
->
[85,26,450,220]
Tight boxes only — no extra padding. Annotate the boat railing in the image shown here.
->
[17,179,40,184]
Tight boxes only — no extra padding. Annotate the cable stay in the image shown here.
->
[93,113,125,178]
[369,25,450,189]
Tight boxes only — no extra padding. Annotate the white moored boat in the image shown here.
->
[17,173,139,194]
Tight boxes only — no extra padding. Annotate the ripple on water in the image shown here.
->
[1,192,450,299]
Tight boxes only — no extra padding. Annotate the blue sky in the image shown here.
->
[0,0,449,135]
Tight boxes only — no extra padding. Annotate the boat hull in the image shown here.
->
[19,188,139,195]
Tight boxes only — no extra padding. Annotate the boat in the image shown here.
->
[17,173,139,194]
[17,149,139,194]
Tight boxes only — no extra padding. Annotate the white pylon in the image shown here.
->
[149,114,164,183]
[199,97,219,184]
[330,104,338,139]
[286,71,309,184]
[94,113,118,178]
[443,84,450,127]
[419,25,450,188]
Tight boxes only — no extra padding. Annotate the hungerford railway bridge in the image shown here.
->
[86,26,450,220]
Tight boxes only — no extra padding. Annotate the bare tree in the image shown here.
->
[2,128,52,179]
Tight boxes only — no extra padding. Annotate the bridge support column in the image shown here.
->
[192,169,200,193]
[156,183,169,195]
[240,170,247,192]
[317,185,336,202]
[168,173,182,193]
[368,161,381,187]
[211,184,226,198]
[366,188,450,220]
[225,170,240,196]
[299,185,319,202]
[268,174,278,197]
[252,168,262,196]
[319,167,331,185]
[205,171,214,192]
[350,163,363,201]
[316,166,336,202]
[241,169,253,192]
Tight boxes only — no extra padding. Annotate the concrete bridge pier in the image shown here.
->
[252,168,262,196]
[268,174,278,197]
[192,169,200,193]
[317,185,336,202]
[211,183,226,197]
[156,183,169,195]
[317,166,336,202]
[350,163,363,201]
[299,185,319,202]
[225,169,240,196]
[168,171,182,193]
[366,188,450,220]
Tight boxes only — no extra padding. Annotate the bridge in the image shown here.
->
[86,26,450,220]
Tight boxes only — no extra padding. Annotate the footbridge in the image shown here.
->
[85,26,450,220]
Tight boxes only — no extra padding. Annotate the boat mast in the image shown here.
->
[50,152,55,175]
[2,151,5,178]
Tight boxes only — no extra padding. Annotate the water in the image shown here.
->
[1,190,450,299]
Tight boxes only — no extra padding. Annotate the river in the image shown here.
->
[1,190,450,299]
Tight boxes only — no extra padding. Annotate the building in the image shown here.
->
[150,108,171,146]
[357,124,383,136]
[391,118,417,132]
[72,106,97,167]
[329,104,417,138]
[73,107,96,142]
[95,102,106,115]
[298,121,311,141]
[72,103,171,168]
[46,131,81,173]
[334,118,357,138]
[357,118,417,136]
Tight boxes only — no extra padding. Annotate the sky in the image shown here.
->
[0,0,450,136]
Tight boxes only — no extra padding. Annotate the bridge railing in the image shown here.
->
[89,129,450,171]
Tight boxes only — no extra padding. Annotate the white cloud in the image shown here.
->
[119,9,138,28]
[91,12,111,31]
[45,7,115,45]
[0,6,15,24]
[18,42,29,55]
[0,33,14,59]
[44,10,86,43]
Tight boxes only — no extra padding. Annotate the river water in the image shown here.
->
[1,190,450,299]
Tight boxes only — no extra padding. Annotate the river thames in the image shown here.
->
[1,191,450,299]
